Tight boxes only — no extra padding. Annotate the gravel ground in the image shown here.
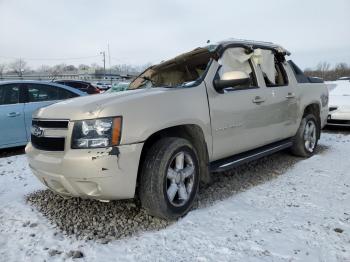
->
[26,145,328,242]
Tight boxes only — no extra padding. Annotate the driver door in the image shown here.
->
[205,47,269,161]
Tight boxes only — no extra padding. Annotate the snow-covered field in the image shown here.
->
[0,133,349,262]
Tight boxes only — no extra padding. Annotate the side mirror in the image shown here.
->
[214,71,251,92]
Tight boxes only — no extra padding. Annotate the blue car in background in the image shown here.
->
[0,80,86,149]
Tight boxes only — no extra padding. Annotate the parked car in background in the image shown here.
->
[54,80,100,94]
[95,82,111,91]
[327,80,350,126]
[106,82,130,93]
[26,39,328,220]
[337,76,350,81]
[0,80,85,149]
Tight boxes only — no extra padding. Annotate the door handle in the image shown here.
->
[252,96,265,104]
[286,93,295,99]
[7,112,21,117]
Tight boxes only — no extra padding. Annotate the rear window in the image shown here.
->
[59,81,87,90]
[70,82,87,90]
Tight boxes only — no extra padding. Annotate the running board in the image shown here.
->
[210,138,293,173]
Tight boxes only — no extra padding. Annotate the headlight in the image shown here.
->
[71,117,122,149]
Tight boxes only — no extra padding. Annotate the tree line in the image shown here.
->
[304,62,350,81]
[0,59,150,78]
[1,59,349,81]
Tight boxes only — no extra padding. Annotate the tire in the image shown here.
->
[139,137,200,220]
[291,114,319,157]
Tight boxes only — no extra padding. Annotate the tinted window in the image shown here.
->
[288,60,310,83]
[0,84,20,105]
[56,81,87,90]
[58,88,78,99]
[27,84,58,102]
[67,82,87,90]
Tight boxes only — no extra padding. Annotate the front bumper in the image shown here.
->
[320,106,329,128]
[327,109,350,126]
[25,142,144,200]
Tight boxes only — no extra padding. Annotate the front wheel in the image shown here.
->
[291,114,319,157]
[139,137,200,220]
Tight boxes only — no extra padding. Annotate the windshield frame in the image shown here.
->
[128,46,218,90]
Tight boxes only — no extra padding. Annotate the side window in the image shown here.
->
[27,84,58,102]
[58,88,78,99]
[218,47,258,90]
[69,82,87,90]
[0,84,20,105]
[256,49,288,87]
[288,60,310,83]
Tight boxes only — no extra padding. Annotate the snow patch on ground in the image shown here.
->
[0,133,350,261]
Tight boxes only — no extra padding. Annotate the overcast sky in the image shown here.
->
[0,0,349,69]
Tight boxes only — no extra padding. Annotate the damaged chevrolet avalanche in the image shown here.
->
[26,39,329,220]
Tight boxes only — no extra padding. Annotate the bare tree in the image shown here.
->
[316,61,331,79]
[305,62,350,81]
[110,63,145,75]
[78,64,90,71]
[90,63,102,70]
[37,65,51,74]
[9,59,28,77]
[334,63,348,79]
[0,63,6,79]
[316,61,331,71]
[50,63,67,78]
[63,65,78,72]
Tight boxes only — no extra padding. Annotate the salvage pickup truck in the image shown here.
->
[26,39,329,220]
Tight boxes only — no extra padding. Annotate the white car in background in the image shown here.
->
[94,82,111,91]
[327,79,350,126]
[337,76,350,81]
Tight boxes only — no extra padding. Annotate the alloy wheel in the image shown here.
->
[304,120,317,152]
[166,151,195,207]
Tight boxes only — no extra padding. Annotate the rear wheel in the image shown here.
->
[291,114,319,157]
[139,137,199,220]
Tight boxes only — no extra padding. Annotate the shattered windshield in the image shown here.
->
[128,47,216,90]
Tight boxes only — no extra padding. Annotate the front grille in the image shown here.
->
[31,119,68,151]
[32,119,69,128]
[31,136,65,151]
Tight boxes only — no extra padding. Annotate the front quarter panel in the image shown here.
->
[97,85,212,155]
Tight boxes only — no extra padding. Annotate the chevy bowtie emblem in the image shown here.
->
[31,125,44,137]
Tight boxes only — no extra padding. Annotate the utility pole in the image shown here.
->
[19,57,23,78]
[108,43,112,85]
[100,51,106,79]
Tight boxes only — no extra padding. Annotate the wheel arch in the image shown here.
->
[137,124,211,188]
[302,103,321,139]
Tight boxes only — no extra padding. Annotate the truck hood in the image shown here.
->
[34,88,168,120]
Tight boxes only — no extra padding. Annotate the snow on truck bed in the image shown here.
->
[0,133,349,262]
